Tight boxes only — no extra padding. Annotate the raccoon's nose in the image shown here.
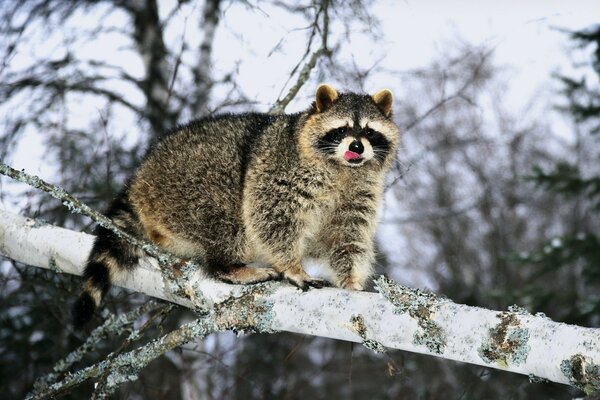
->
[349,139,364,154]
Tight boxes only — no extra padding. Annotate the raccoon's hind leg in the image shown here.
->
[212,262,280,285]
[72,195,142,329]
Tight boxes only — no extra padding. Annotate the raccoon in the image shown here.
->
[73,84,400,328]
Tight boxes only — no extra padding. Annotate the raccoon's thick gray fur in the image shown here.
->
[73,84,400,328]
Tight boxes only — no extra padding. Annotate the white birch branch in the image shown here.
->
[1,209,600,393]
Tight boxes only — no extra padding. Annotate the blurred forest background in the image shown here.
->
[0,0,599,399]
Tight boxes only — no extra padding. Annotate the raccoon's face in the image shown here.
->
[300,84,400,168]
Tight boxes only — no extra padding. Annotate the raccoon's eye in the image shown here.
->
[337,126,349,135]
[363,128,375,138]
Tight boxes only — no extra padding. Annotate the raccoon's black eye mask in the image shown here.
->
[316,126,391,159]
[364,129,391,161]
[315,127,347,154]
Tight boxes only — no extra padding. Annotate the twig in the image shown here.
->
[26,282,278,400]
[269,0,330,114]
[382,188,488,224]
[91,303,175,399]
[181,345,258,388]
[28,300,166,397]
[402,49,492,133]
[273,5,322,99]
[25,313,219,400]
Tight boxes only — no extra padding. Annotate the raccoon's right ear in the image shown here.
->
[372,89,393,117]
[315,84,339,112]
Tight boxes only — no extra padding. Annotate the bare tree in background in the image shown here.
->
[0,1,596,398]
[0,1,392,398]
[378,43,593,397]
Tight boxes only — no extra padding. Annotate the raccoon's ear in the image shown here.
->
[315,84,339,112]
[372,89,393,117]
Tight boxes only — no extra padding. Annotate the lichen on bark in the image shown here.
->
[214,281,278,334]
[561,353,600,395]
[351,314,386,353]
[374,276,447,354]
[478,311,530,367]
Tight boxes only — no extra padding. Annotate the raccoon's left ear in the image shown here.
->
[372,89,393,117]
[315,84,339,112]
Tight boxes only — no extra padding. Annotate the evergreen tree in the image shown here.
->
[522,24,600,326]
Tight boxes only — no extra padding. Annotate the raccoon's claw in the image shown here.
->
[280,266,331,291]
[288,278,310,291]
[307,278,333,289]
[286,276,331,291]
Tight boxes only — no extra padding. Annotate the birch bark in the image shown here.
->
[1,209,599,393]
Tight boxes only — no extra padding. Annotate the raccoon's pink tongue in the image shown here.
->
[344,151,361,161]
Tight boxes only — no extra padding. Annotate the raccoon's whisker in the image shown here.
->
[372,149,389,155]
[318,146,341,152]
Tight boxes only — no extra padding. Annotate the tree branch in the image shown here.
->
[29,300,167,397]
[2,76,145,116]
[269,0,331,114]
[90,302,174,399]
[191,0,222,116]
[0,163,208,309]
[1,207,600,393]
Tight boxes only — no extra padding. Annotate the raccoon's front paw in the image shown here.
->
[340,277,364,291]
[283,269,331,291]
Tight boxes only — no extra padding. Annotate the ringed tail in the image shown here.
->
[72,191,142,329]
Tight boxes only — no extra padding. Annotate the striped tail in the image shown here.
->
[72,192,142,329]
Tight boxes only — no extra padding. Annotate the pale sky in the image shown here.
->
[8,0,600,174]
[209,0,600,112]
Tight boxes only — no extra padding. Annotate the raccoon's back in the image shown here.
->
[128,113,287,239]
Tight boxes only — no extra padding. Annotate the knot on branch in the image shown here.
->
[160,258,210,311]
